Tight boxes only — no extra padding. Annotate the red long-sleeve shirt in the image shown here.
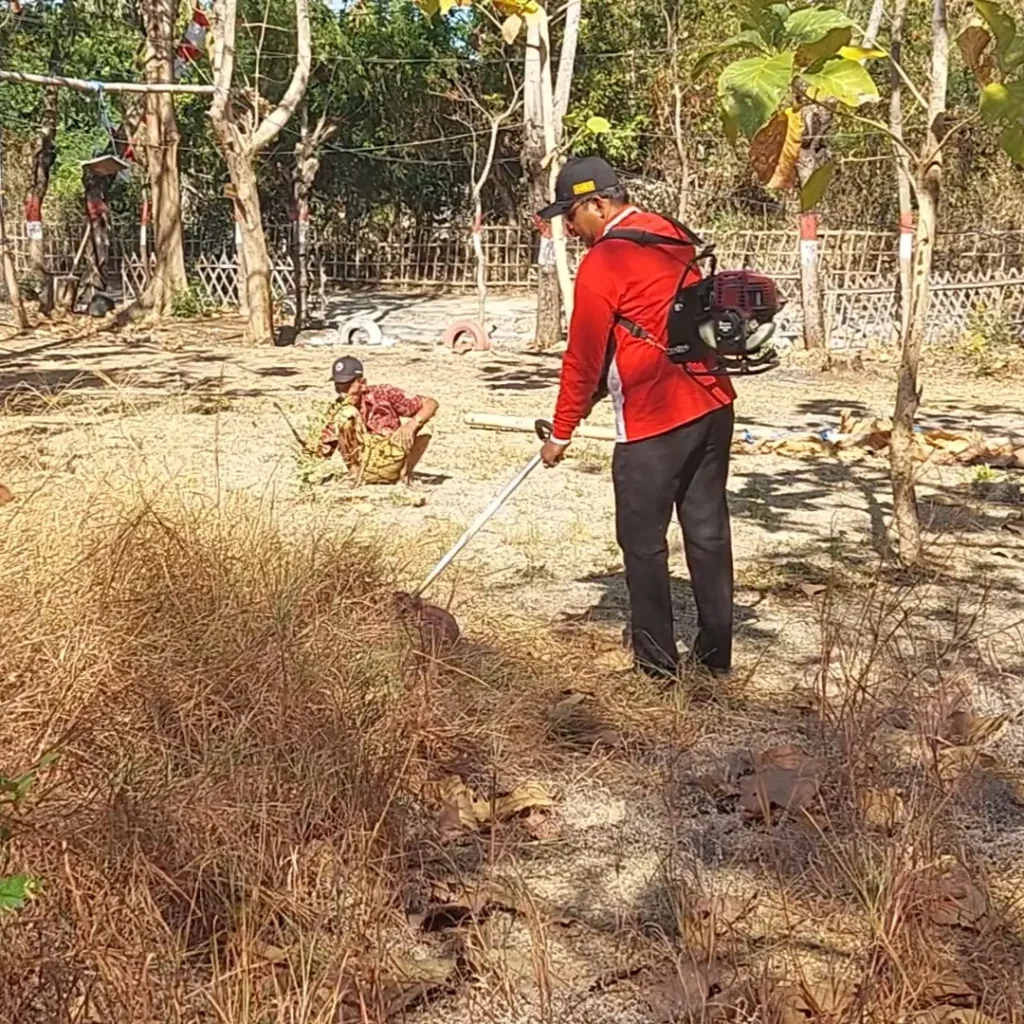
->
[551,208,735,445]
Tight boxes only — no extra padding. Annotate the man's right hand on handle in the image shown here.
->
[541,440,569,468]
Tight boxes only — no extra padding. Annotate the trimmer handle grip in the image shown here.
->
[534,419,554,442]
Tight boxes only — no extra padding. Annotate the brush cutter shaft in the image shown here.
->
[412,419,551,599]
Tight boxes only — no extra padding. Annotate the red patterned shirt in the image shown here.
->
[319,384,425,457]
[354,384,425,435]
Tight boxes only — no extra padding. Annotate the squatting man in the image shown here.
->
[318,356,439,486]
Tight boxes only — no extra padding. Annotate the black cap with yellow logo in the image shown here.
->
[537,156,621,220]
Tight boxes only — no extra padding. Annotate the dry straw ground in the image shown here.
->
[1,310,1023,1023]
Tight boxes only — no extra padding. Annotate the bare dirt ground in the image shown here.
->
[2,299,1024,1022]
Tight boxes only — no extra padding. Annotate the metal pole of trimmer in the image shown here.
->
[412,419,552,599]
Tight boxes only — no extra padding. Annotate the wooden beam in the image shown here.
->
[0,69,217,95]
[465,412,616,442]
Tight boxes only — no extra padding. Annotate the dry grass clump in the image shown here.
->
[648,566,1024,1023]
[0,494,495,1023]
[1,483,1023,1024]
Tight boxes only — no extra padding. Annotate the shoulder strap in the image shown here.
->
[598,228,693,248]
[596,214,706,249]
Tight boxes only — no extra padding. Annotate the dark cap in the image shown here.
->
[331,356,364,384]
[537,157,621,220]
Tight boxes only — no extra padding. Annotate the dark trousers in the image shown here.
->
[611,404,734,676]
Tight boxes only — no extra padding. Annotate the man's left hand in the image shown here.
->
[391,420,419,452]
[541,440,568,467]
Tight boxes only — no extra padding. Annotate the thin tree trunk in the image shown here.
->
[796,105,831,349]
[291,108,332,330]
[229,154,272,340]
[662,2,690,220]
[140,0,187,315]
[538,8,573,325]
[83,166,113,295]
[473,201,486,324]
[210,0,311,344]
[25,65,59,310]
[864,0,885,47]
[552,0,580,139]
[0,132,28,329]
[890,0,913,341]
[890,0,947,566]
[524,10,560,350]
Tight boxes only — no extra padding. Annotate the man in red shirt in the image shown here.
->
[538,157,735,680]
[320,356,439,485]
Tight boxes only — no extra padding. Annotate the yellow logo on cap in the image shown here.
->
[572,180,596,195]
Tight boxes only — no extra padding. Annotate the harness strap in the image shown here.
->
[613,312,655,341]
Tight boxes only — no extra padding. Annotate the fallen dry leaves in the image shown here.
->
[766,977,855,1023]
[423,775,556,837]
[858,786,907,833]
[645,962,724,1022]
[943,710,1012,748]
[912,1009,998,1024]
[738,745,821,819]
[733,410,1024,469]
[920,858,989,930]
[338,955,458,1021]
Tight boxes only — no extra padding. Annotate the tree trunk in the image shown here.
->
[889,0,947,566]
[538,9,573,325]
[209,0,311,344]
[796,105,831,349]
[25,67,59,310]
[83,166,113,296]
[524,10,560,350]
[292,107,332,330]
[140,0,187,315]
[662,2,690,220]
[889,0,913,341]
[864,0,885,47]
[228,154,273,341]
[552,0,580,138]
[0,133,28,329]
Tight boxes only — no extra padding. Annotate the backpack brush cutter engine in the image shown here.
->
[668,267,783,377]
[599,219,784,378]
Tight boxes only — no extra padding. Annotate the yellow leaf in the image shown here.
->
[501,13,522,43]
[439,0,457,12]
[838,45,887,61]
[749,108,802,190]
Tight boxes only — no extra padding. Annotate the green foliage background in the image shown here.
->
[1,0,1022,240]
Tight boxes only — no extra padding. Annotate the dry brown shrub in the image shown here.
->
[0,495,452,1023]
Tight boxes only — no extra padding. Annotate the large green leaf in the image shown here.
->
[722,101,741,146]
[802,57,880,107]
[974,0,1016,53]
[738,0,789,48]
[800,160,835,211]
[0,875,37,912]
[692,31,770,79]
[783,7,854,44]
[795,26,853,68]
[980,80,1024,122]
[1000,123,1024,165]
[974,0,1024,70]
[718,52,795,139]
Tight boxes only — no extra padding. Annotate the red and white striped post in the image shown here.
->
[798,211,825,349]
[898,211,914,340]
